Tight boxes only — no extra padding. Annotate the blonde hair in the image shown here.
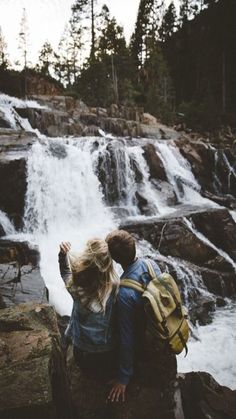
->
[67,238,119,312]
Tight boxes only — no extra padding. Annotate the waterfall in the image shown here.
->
[24,139,116,316]
[0,93,46,132]
[0,210,16,236]
[156,141,213,206]
[210,145,236,194]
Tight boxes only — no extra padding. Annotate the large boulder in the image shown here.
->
[178,372,236,419]
[0,303,72,419]
[143,143,167,181]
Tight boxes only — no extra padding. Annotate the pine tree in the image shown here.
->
[54,8,83,87]
[130,0,164,68]
[98,5,127,57]
[37,41,54,76]
[54,26,73,86]
[18,8,29,69]
[0,26,9,69]
[71,0,97,60]
[76,5,132,106]
[159,2,177,42]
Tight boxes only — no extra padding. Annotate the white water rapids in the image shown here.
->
[1,93,236,390]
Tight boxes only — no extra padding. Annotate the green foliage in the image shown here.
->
[141,42,175,122]
[159,2,177,42]
[178,98,220,131]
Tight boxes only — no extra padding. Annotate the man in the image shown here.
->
[106,229,163,402]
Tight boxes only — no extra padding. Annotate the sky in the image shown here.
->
[0,0,178,66]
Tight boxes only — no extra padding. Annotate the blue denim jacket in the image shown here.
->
[117,258,161,385]
[58,252,116,353]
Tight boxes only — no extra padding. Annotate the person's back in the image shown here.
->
[59,239,119,379]
[106,230,177,402]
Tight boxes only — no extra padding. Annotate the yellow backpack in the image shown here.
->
[121,260,189,356]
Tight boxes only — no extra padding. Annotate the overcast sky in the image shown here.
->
[0,0,178,66]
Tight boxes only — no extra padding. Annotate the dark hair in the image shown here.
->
[106,230,136,266]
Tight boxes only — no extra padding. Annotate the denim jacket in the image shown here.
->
[117,258,161,385]
[58,252,116,353]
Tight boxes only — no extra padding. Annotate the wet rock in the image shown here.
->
[177,139,215,193]
[143,143,167,181]
[201,269,236,298]
[0,240,46,307]
[189,294,216,325]
[0,158,27,229]
[122,214,234,272]
[178,372,236,419]
[0,303,72,419]
[135,191,151,215]
[0,223,5,237]
[191,208,236,261]
[202,191,236,209]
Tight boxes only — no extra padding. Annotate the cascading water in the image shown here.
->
[24,139,116,315]
[156,141,214,206]
[0,93,46,132]
[0,210,16,236]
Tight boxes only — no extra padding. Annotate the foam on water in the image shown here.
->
[178,301,236,389]
[0,210,16,235]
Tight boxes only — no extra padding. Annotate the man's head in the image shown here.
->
[106,230,136,267]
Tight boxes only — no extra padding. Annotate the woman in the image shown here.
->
[59,239,119,380]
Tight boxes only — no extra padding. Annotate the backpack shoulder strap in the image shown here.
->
[120,279,145,293]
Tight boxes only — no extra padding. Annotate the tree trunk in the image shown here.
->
[90,0,95,59]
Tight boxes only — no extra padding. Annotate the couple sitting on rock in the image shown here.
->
[59,230,176,403]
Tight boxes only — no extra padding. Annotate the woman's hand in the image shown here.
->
[107,380,126,402]
[59,241,71,254]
